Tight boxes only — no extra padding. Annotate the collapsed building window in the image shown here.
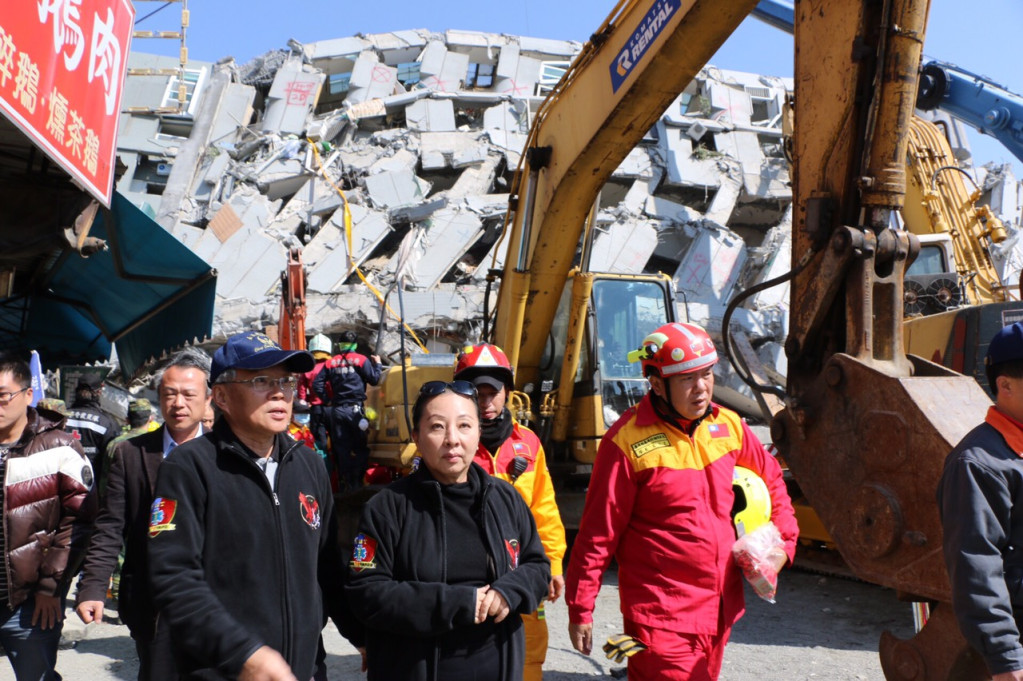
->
[329,73,352,95]
[536,61,570,96]
[746,85,782,125]
[397,62,421,87]
[465,63,494,90]
[161,68,207,116]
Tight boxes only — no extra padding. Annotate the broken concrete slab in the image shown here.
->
[406,100,457,133]
[588,220,659,274]
[386,209,485,290]
[304,204,393,292]
[348,52,398,104]
[673,223,748,311]
[364,167,430,209]
[262,58,325,135]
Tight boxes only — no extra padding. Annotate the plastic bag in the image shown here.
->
[731,521,786,603]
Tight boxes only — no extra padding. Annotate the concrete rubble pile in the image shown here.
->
[115,29,1023,420]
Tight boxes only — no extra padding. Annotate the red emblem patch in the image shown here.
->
[350,533,378,572]
[149,497,177,537]
[505,538,520,569]
[298,493,321,529]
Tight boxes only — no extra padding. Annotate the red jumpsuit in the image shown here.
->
[474,422,566,681]
[566,395,798,680]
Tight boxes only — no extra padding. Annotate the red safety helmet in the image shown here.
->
[454,343,514,390]
[628,322,718,378]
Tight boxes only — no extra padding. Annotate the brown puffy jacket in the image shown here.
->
[3,406,96,607]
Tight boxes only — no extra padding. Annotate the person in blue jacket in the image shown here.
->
[313,330,382,492]
[346,380,550,681]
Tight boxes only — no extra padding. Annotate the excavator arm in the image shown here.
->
[775,1,993,678]
[494,0,761,386]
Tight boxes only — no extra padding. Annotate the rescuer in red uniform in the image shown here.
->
[455,343,566,681]
[565,322,799,680]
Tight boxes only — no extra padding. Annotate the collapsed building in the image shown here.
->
[114,29,1023,418]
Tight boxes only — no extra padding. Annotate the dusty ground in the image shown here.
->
[47,567,914,680]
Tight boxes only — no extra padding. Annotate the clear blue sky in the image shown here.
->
[131,0,1023,175]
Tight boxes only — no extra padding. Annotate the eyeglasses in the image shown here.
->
[418,380,477,398]
[0,387,28,405]
[217,376,299,394]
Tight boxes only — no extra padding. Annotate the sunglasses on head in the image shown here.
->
[418,380,477,398]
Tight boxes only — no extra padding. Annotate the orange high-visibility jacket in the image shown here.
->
[474,422,567,576]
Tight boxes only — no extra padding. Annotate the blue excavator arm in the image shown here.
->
[754,0,1023,164]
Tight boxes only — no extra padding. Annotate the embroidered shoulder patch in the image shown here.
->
[350,533,378,572]
[149,497,177,537]
[298,493,321,529]
[631,433,671,458]
[505,538,520,569]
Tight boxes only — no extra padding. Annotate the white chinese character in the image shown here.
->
[46,87,69,144]
[38,0,85,72]
[87,8,121,116]
[0,28,15,88]
[13,53,39,113]
[83,127,99,175]
[66,109,84,158]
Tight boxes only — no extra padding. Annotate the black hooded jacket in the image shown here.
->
[148,419,361,679]
[346,461,550,681]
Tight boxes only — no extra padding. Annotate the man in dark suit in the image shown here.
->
[75,348,212,681]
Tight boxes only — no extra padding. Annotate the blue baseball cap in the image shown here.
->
[986,322,1023,368]
[210,332,315,383]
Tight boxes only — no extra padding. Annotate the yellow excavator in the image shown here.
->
[363,1,1001,676]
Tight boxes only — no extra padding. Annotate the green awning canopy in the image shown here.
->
[0,192,217,377]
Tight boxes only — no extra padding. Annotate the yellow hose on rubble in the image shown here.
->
[309,140,428,353]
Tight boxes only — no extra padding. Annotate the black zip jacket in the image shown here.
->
[346,462,550,681]
[148,419,361,679]
[938,420,1023,674]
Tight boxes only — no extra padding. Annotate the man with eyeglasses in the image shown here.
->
[75,348,213,681]
[0,353,95,681]
[148,331,363,681]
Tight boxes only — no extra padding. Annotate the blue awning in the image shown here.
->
[0,192,217,377]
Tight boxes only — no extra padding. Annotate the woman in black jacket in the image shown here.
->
[346,380,551,681]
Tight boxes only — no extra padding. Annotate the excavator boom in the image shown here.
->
[776,1,993,677]
[494,0,760,386]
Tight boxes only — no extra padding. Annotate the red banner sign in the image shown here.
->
[0,0,135,207]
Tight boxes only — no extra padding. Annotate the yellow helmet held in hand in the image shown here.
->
[732,466,772,536]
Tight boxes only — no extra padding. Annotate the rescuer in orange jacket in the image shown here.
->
[455,343,567,681]
[565,322,799,681]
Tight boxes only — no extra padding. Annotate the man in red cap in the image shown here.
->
[565,322,798,680]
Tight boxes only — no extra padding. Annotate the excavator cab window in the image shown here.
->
[592,279,672,426]
[906,243,950,277]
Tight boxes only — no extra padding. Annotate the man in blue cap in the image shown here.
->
[147,331,363,680]
[939,321,1023,680]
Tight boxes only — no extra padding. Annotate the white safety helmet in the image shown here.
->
[308,333,332,356]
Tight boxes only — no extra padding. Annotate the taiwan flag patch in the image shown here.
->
[149,498,177,537]
[350,533,378,572]
[708,423,730,439]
